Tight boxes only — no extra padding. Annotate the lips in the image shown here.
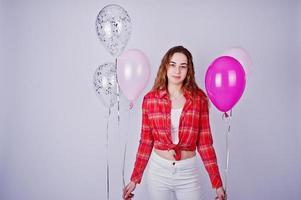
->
[172,75,181,79]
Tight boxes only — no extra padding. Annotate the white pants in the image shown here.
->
[146,150,203,200]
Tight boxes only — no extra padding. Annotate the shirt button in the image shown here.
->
[172,162,175,165]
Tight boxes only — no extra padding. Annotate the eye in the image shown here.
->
[169,63,176,67]
[180,65,187,69]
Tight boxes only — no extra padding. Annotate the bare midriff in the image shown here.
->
[154,148,196,161]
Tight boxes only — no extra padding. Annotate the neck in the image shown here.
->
[167,83,182,96]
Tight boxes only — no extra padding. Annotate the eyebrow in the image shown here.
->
[169,61,188,65]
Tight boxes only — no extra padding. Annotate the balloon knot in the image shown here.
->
[129,102,133,109]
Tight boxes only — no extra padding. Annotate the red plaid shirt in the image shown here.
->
[130,88,223,188]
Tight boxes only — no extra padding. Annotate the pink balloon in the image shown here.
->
[221,47,252,80]
[117,49,151,104]
[205,56,246,112]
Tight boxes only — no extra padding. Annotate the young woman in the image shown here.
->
[123,46,226,200]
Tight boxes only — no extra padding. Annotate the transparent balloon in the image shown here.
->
[93,62,118,108]
[96,4,132,58]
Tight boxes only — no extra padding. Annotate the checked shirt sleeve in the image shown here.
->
[197,99,223,189]
[130,97,154,184]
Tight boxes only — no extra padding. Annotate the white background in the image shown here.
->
[1,0,300,199]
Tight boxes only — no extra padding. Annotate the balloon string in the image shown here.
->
[122,106,130,188]
[122,141,127,187]
[115,58,126,187]
[116,58,120,124]
[106,108,111,200]
[115,58,124,187]
[222,109,232,199]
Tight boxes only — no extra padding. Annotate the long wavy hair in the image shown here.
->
[152,46,203,98]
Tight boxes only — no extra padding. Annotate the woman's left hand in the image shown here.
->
[215,186,226,200]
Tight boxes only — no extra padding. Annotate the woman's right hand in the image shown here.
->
[122,181,136,199]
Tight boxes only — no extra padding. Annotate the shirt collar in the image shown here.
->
[156,88,193,101]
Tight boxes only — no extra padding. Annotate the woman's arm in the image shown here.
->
[130,96,154,184]
[123,96,154,199]
[196,98,223,189]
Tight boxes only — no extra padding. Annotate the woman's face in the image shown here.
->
[166,52,188,86]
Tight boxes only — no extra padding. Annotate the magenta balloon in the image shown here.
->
[205,56,246,112]
[117,49,151,103]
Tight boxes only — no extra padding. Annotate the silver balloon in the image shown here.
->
[96,4,132,57]
[93,62,118,108]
